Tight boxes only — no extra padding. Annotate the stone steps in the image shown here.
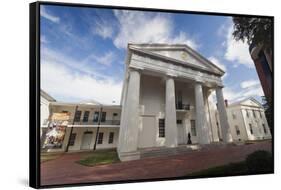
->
[139,145,201,159]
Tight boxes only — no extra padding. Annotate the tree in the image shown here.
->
[232,17,272,53]
[262,96,273,135]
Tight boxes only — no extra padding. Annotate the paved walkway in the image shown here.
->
[41,141,272,186]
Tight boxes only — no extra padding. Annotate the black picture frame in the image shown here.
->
[30,1,274,188]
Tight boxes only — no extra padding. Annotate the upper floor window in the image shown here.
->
[249,124,253,134]
[159,119,165,137]
[253,110,256,118]
[101,112,106,122]
[259,111,262,118]
[83,111,90,122]
[93,111,99,122]
[74,110,82,122]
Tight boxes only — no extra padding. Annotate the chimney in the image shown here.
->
[224,99,228,107]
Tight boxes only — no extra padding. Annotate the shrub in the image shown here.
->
[246,150,273,174]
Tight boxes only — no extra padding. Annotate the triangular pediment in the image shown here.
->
[240,98,262,108]
[128,44,225,75]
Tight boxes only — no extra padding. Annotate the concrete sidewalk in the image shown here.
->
[41,141,272,186]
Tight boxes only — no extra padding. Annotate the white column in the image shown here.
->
[194,82,210,144]
[165,77,178,147]
[118,69,141,153]
[216,87,232,143]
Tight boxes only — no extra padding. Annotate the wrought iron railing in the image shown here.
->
[42,119,120,126]
[176,102,190,110]
[71,119,120,125]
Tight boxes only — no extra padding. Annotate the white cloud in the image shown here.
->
[113,10,198,50]
[41,47,119,80]
[240,79,260,89]
[223,22,254,68]
[223,84,263,103]
[41,35,48,44]
[41,6,60,23]
[92,19,114,39]
[41,62,122,105]
[208,56,227,79]
[82,51,116,66]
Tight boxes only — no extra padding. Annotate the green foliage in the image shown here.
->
[41,152,63,163]
[246,150,273,174]
[187,162,248,177]
[262,96,273,134]
[187,150,273,177]
[77,149,120,166]
[232,17,272,52]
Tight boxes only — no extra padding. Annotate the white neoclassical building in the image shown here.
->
[225,97,271,142]
[40,44,271,160]
[118,44,233,161]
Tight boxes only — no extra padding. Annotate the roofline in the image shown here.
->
[228,97,263,108]
[50,101,121,109]
[40,90,56,102]
[128,43,225,75]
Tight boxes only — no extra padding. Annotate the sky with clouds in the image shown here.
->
[40,5,264,105]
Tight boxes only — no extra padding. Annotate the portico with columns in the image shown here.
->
[118,44,232,161]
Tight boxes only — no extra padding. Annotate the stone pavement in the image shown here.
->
[41,141,272,186]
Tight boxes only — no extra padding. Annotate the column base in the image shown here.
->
[118,150,140,162]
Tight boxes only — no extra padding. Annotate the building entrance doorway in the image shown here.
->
[81,131,93,150]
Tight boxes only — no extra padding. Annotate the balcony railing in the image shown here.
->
[43,119,120,126]
[71,119,120,125]
[176,102,190,111]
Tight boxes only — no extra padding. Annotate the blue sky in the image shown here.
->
[40,5,264,105]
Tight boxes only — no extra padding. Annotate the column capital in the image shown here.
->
[166,72,178,78]
[215,84,225,89]
[128,66,143,73]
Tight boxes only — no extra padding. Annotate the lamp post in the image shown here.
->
[65,105,78,152]
[93,105,103,150]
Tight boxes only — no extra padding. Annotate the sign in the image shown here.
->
[42,112,70,149]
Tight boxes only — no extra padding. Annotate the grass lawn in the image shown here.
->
[187,150,273,177]
[41,152,63,163]
[187,162,249,177]
[77,149,120,167]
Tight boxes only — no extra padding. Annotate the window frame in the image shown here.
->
[74,110,82,122]
[262,124,267,134]
[158,119,165,137]
[108,132,114,144]
[249,124,253,134]
[82,111,90,122]
[93,111,99,122]
[235,125,240,135]
[101,112,106,122]
[190,120,196,136]
[97,132,104,144]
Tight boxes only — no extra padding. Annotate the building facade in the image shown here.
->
[249,44,272,103]
[40,90,56,138]
[40,44,271,160]
[41,101,121,152]
[225,98,272,142]
[118,44,233,161]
